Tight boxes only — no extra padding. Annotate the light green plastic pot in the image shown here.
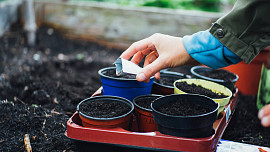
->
[173,78,232,115]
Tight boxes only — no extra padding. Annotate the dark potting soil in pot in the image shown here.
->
[157,98,212,116]
[175,82,228,98]
[103,68,136,79]
[79,100,131,118]
[155,76,183,87]
[135,96,160,110]
[195,68,236,82]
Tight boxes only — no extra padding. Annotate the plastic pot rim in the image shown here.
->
[173,78,233,101]
[153,71,189,89]
[77,95,134,121]
[151,94,219,118]
[99,67,154,81]
[190,66,239,83]
[133,94,164,112]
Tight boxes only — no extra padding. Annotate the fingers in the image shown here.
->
[143,51,159,67]
[258,104,270,127]
[131,48,153,65]
[136,57,165,82]
[261,116,270,127]
[258,104,270,119]
[154,72,160,80]
[120,37,155,60]
[136,51,159,82]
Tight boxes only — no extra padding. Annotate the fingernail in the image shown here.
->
[258,109,264,119]
[137,73,146,81]
[262,117,269,126]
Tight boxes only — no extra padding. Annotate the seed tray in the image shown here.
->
[66,87,239,152]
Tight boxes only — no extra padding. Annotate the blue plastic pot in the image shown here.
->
[98,67,154,101]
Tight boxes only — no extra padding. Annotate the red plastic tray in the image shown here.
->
[66,87,239,152]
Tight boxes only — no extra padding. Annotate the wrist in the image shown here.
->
[183,30,241,69]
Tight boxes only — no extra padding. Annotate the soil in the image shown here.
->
[155,74,185,87]
[0,101,76,151]
[222,94,270,146]
[194,67,236,82]
[102,68,136,79]
[0,23,269,151]
[79,99,131,118]
[157,98,212,116]
[175,81,229,98]
[134,96,161,110]
[169,65,193,76]
[0,24,121,151]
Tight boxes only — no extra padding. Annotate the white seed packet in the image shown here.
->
[113,58,142,76]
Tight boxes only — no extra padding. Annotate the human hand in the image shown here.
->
[258,104,270,127]
[120,33,196,82]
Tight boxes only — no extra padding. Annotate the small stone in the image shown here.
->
[58,53,66,60]
[47,28,54,35]
[33,54,41,61]
[24,86,29,91]
[53,98,59,104]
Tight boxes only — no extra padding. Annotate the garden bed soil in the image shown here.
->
[0,24,121,151]
[222,94,270,146]
[175,81,228,98]
[79,99,131,118]
[134,96,160,110]
[195,68,236,82]
[0,24,269,151]
[157,98,212,116]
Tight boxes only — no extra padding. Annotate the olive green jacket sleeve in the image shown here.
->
[209,0,270,64]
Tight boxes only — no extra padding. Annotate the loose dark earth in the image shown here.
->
[157,98,212,116]
[79,99,131,118]
[0,24,269,152]
[155,74,185,87]
[134,96,161,110]
[195,67,236,82]
[0,24,121,151]
[175,81,229,98]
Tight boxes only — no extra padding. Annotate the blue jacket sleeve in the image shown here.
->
[183,30,242,69]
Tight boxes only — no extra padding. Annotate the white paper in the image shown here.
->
[121,58,142,75]
[217,140,270,152]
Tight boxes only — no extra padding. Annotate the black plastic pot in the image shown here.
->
[152,71,190,95]
[190,66,238,91]
[77,96,134,129]
[151,94,219,138]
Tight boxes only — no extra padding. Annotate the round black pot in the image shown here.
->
[77,96,134,129]
[152,71,190,95]
[151,94,219,138]
[190,66,238,91]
